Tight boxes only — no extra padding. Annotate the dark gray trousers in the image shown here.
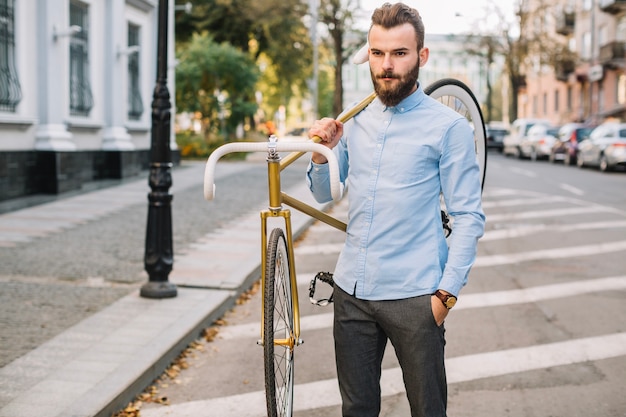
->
[333,286,447,417]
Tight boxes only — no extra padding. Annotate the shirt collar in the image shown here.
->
[380,82,425,114]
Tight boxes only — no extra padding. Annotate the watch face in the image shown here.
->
[445,296,457,308]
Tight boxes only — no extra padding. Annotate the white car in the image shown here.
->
[519,124,560,161]
[577,123,626,172]
[503,118,551,158]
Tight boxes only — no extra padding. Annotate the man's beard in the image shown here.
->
[371,59,420,107]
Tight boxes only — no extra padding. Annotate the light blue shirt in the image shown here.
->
[307,84,485,301]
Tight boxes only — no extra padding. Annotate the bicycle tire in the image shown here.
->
[424,78,487,189]
[263,228,295,417]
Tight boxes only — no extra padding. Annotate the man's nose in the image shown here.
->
[382,54,393,71]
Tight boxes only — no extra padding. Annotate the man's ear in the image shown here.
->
[419,47,429,67]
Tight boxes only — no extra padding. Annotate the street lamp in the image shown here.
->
[141,0,177,298]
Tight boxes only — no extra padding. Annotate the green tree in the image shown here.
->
[175,33,259,139]
[175,0,313,116]
[318,0,361,116]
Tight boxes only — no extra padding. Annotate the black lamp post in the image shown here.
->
[141,0,177,298]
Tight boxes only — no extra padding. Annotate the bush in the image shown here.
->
[175,131,252,160]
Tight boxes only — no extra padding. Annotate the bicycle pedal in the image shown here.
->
[309,271,335,306]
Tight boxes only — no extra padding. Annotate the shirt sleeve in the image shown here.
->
[306,160,333,203]
[438,118,486,296]
[306,136,349,204]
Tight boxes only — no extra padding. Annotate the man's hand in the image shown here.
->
[309,118,343,164]
[431,295,450,326]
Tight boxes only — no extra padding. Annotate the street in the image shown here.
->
[137,152,626,417]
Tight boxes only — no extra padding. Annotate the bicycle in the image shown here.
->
[203,78,486,417]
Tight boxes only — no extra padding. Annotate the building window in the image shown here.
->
[598,82,604,112]
[127,24,143,120]
[618,75,626,105]
[618,17,626,43]
[567,86,573,111]
[582,32,592,60]
[69,1,93,116]
[0,0,22,112]
[554,90,559,113]
[543,92,547,114]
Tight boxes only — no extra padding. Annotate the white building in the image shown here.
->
[0,0,177,204]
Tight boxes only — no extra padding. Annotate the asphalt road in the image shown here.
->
[137,151,626,417]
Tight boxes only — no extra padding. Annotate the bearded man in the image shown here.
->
[306,3,485,417]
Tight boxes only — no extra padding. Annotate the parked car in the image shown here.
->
[485,122,509,152]
[503,118,551,158]
[520,124,560,160]
[577,123,626,172]
[549,123,595,165]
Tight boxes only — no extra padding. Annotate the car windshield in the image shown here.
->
[619,129,626,138]
[524,124,536,134]
[488,129,508,135]
[576,127,593,141]
[547,128,559,136]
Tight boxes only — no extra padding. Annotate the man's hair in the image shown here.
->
[370,2,425,51]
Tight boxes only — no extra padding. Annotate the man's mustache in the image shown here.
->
[376,72,399,79]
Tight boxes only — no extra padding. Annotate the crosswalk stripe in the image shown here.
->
[474,240,626,267]
[481,196,568,208]
[295,238,626,267]
[217,276,626,340]
[486,205,618,222]
[139,332,626,417]
[480,220,626,241]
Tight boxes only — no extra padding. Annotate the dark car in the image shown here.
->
[486,123,509,152]
[549,123,595,165]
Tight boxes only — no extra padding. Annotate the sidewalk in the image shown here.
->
[0,158,330,417]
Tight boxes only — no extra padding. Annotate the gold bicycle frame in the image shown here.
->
[259,91,376,349]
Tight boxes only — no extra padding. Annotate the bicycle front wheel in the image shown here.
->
[263,228,295,417]
[424,78,487,190]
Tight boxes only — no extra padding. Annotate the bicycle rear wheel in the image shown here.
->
[424,78,487,189]
[263,228,295,417]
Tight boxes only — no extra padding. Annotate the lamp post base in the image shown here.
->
[140,281,177,299]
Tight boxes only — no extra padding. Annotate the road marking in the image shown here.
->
[559,183,585,196]
[217,276,626,341]
[139,332,626,417]
[486,205,617,222]
[481,220,626,241]
[296,236,626,265]
[295,243,344,255]
[481,196,568,209]
[474,240,626,267]
[509,167,537,177]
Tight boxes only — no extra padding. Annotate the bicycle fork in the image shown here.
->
[258,149,302,350]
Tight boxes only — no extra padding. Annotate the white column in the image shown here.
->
[102,0,135,151]
[35,0,75,151]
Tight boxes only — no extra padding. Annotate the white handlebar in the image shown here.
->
[203,141,343,201]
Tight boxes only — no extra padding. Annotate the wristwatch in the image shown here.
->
[433,290,457,309]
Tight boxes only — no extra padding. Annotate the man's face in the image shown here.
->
[368,23,427,107]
